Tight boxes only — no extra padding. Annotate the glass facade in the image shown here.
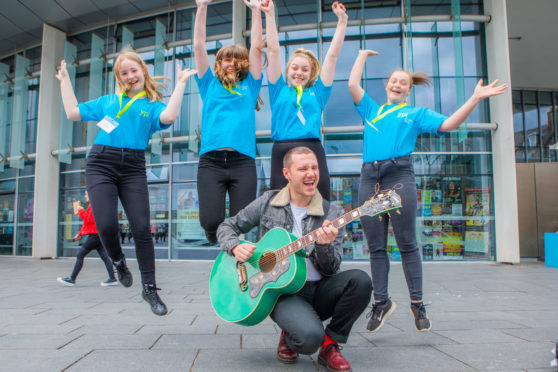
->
[513,90,558,163]
[1,0,497,261]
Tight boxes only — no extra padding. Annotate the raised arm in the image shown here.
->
[320,1,348,86]
[262,0,281,84]
[56,60,82,121]
[438,79,508,132]
[244,0,263,79]
[348,50,378,105]
[194,0,211,78]
[159,65,198,124]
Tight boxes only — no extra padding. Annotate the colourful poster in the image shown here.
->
[464,188,491,226]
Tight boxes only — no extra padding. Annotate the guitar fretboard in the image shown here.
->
[275,208,363,261]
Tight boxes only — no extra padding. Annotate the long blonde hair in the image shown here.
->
[286,48,321,88]
[113,47,168,102]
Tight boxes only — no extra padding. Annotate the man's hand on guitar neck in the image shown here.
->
[315,220,338,245]
[232,243,257,262]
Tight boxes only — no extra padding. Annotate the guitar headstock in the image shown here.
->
[359,189,402,218]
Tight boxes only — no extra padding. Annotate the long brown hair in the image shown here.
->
[113,47,168,102]
[286,48,321,88]
[214,45,250,86]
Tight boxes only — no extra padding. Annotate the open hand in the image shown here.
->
[55,60,68,81]
[176,65,197,84]
[332,1,348,22]
[261,0,274,14]
[232,243,257,262]
[472,79,508,101]
[315,220,338,245]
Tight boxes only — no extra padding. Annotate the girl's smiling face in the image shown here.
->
[386,70,412,104]
[287,56,312,88]
[118,58,145,94]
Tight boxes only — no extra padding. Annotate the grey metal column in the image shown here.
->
[484,0,520,263]
[232,0,246,46]
[32,24,66,258]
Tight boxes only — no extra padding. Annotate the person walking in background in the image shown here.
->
[193,0,264,245]
[56,47,197,315]
[348,49,507,333]
[262,0,348,201]
[57,190,117,287]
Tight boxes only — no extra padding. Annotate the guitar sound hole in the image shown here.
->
[259,252,277,272]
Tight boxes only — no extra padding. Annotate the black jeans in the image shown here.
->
[270,269,372,354]
[70,234,115,281]
[270,139,330,200]
[197,150,257,240]
[358,155,423,301]
[85,144,156,285]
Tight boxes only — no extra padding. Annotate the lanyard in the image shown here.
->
[117,91,146,119]
[371,102,407,124]
[224,83,242,96]
[295,85,303,109]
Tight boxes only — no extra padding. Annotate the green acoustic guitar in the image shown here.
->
[209,189,402,326]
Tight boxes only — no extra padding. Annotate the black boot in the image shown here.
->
[114,255,133,287]
[142,284,168,316]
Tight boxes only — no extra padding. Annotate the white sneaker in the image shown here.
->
[101,278,118,286]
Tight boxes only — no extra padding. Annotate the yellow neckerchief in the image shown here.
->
[295,85,303,109]
[224,83,242,96]
[117,91,147,119]
[371,102,407,124]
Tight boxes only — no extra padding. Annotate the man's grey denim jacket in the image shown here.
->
[217,186,345,277]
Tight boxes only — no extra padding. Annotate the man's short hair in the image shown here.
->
[283,146,316,169]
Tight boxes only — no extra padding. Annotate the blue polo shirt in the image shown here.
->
[78,94,168,150]
[269,75,332,141]
[195,69,262,159]
[355,92,447,162]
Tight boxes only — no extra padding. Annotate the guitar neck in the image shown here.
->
[275,207,363,261]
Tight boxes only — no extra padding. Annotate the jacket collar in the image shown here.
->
[270,185,324,216]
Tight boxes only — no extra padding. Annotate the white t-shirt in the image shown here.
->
[290,203,323,282]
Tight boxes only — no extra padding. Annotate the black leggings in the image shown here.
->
[197,150,257,240]
[270,139,330,200]
[85,144,157,285]
[70,234,115,281]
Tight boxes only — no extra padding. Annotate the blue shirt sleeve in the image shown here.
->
[353,92,380,124]
[152,101,169,130]
[194,69,213,99]
[268,74,286,102]
[245,71,263,99]
[417,107,448,135]
[312,77,333,110]
[78,96,108,122]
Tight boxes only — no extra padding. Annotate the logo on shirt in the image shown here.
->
[397,112,413,124]
[139,110,150,118]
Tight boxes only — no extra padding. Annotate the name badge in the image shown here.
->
[297,109,306,126]
[97,115,119,133]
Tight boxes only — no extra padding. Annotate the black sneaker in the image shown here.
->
[142,284,168,316]
[366,299,397,332]
[114,256,133,287]
[410,302,432,332]
[57,277,75,286]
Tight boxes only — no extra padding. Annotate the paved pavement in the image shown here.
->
[1,256,557,372]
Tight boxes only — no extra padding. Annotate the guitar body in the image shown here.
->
[209,228,308,326]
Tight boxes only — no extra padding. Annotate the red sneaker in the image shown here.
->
[318,343,351,372]
[277,333,298,363]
